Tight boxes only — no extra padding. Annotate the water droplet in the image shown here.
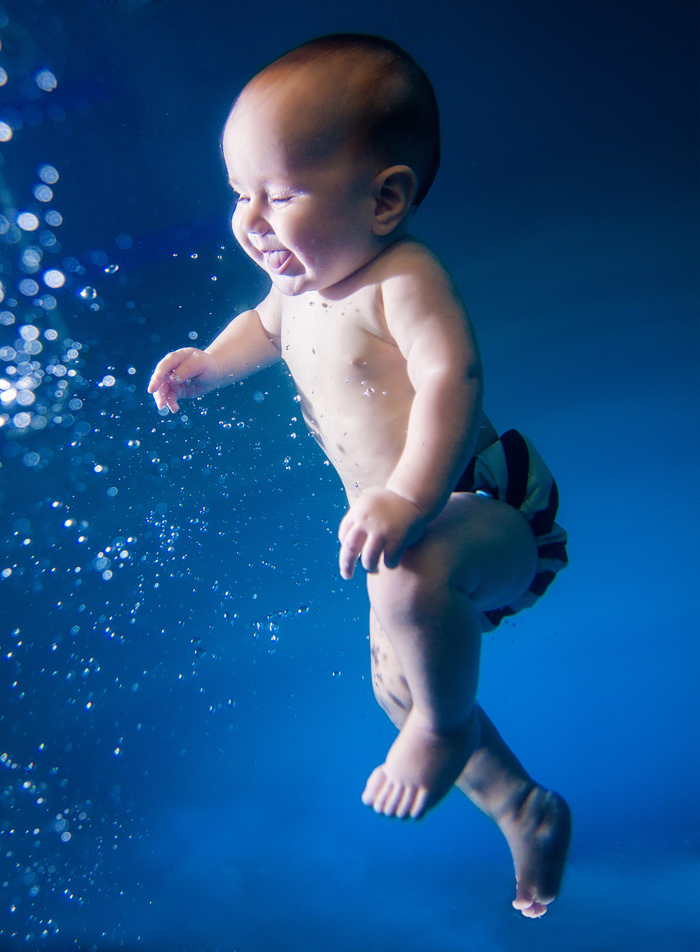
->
[79,287,97,300]
[35,69,58,92]
[38,164,59,185]
[43,269,65,288]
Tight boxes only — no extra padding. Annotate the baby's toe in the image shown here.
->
[362,766,387,808]
[409,786,430,819]
[395,785,418,819]
[382,782,404,816]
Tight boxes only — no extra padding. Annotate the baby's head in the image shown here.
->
[231,35,439,206]
[223,35,440,295]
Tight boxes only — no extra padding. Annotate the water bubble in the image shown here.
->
[100,375,116,387]
[79,287,97,300]
[0,122,12,142]
[33,184,53,202]
[34,70,58,92]
[38,164,59,184]
[38,230,58,248]
[19,325,39,341]
[19,279,40,297]
[43,269,65,288]
[21,247,42,271]
[187,331,198,340]
[104,264,119,274]
[17,213,40,231]
[45,210,62,227]
[0,68,7,87]
[115,233,132,249]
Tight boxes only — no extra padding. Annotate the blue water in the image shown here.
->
[1,1,698,950]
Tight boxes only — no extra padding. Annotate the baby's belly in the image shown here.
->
[305,396,498,503]
[302,398,409,499]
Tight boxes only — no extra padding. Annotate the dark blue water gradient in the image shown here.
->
[1,1,698,950]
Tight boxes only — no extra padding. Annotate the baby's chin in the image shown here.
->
[267,265,338,297]
[268,271,315,296]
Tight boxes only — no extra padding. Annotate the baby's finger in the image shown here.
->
[337,509,355,544]
[360,533,384,574]
[148,352,185,393]
[339,526,366,580]
[151,382,176,413]
[382,537,405,570]
[164,388,180,413]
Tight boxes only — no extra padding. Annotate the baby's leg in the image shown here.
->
[364,493,536,819]
[369,609,571,918]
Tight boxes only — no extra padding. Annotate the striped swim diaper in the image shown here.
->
[454,429,568,631]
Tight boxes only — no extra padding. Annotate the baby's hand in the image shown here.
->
[148,348,221,412]
[338,489,428,580]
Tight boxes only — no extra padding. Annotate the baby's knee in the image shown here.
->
[368,557,454,630]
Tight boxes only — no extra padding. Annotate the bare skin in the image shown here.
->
[148,59,571,917]
[369,609,571,917]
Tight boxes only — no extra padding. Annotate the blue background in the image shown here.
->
[0,1,698,949]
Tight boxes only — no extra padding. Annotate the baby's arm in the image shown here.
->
[339,247,482,579]
[148,293,281,412]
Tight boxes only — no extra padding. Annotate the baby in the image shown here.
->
[149,34,570,918]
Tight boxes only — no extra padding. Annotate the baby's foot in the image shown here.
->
[500,784,571,918]
[362,707,477,819]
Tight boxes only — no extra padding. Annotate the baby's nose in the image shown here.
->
[240,198,270,235]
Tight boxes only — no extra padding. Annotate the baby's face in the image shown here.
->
[223,84,383,296]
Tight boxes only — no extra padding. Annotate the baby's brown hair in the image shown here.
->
[245,34,440,207]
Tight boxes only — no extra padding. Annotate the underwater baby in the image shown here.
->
[149,34,570,918]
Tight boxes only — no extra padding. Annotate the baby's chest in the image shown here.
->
[280,299,398,394]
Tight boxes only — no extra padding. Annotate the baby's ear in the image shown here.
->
[371,166,417,235]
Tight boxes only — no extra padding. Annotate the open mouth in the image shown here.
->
[264,249,293,274]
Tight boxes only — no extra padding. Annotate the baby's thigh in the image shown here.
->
[399,493,537,615]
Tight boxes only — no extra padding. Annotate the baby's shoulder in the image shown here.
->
[374,236,443,275]
[371,237,462,317]
[371,237,454,292]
